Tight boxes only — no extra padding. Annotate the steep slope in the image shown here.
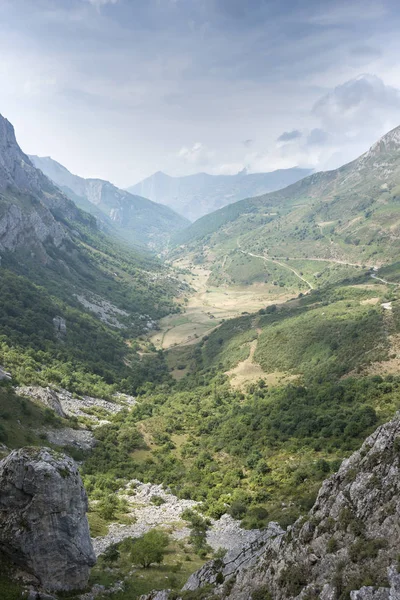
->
[0,447,95,591]
[29,155,189,250]
[0,116,92,256]
[164,412,400,600]
[127,167,312,221]
[174,126,400,271]
[0,114,184,396]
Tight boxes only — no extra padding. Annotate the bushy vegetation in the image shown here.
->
[82,370,399,528]
[0,269,171,396]
[0,381,65,451]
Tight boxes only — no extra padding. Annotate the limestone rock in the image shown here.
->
[40,427,95,451]
[142,414,400,600]
[139,591,171,600]
[0,114,90,256]
[53,316,67,339]
[16,386,67,418]
[0,364,11,381]
[0,447,96,591]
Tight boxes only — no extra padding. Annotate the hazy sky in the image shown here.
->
[1,0,400,187]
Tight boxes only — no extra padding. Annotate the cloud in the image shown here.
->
[313,74,400,131]
[307,128,329,146]
[277,130,302,143]
[242,139,254,147]
[178,142,215,166]
[85,0,119,7]
[350,45,382,60]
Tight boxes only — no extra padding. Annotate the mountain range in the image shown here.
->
[0,113,182,348]
[174,125,400,270]
[127,167,312,221]
[29,155,189,251]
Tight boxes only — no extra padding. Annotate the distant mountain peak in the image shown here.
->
[30,155,189,250]
[127,166,312,221]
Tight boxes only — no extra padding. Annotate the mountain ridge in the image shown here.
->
[29,154,189,251]
[172,124,400,270]
[127,166,313,221]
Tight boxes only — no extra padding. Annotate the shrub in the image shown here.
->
[130,529,169,568]
[252,584,272,599]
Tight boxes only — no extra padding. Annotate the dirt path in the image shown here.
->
[370,274,399,286]
[226,333,264,389]
[226,327,297,389]
[271,255,374,268]
[238,248,314,290]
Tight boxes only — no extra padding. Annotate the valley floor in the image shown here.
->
[149,258,298,350]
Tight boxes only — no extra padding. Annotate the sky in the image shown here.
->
[1,0,400,188]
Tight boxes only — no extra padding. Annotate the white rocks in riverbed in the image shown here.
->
[38,427,96,451]
[93,480,267,559]
[206,514,262,552]
[17,386,136,424]
[93,480,198,556]
[75,293,129,329]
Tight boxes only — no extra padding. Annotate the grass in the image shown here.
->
[87,511,109,538]
[150,261,293,350]
[88,537,205,599]
[0,383,70,454]
[255,296,388,382]
[0,554,25,600]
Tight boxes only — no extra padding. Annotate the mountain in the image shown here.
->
[127,167,313,221]
[29,155,189,251]
[0,113,185,397]
[0,116,92,256]
[151,412,400,599]
[173,125,400,271]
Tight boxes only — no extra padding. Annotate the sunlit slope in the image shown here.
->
[173,126,400,268]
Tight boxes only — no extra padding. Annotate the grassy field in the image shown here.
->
[88,536,205,600]
[150,258,295,350]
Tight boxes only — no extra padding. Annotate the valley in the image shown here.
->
[2,116,400,600]
[150,258,295,350]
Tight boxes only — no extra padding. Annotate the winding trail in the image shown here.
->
[271,255,373,268]
[237,248,314,290]
[370,273,400,286]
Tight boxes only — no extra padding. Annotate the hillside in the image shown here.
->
[29,155,189,251]
[173,126,400,279]
[2,114,400,599]
[152,411,400,599]
[127,167,312,221]
[0,114,185,397]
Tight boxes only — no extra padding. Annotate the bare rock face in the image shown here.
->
[16,386,67,418]
[0,114,92,256]
[0,447,96,591]
[142,414,400,600]
[53,316,67,339]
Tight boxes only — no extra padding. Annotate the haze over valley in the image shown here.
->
[2,2,400,600]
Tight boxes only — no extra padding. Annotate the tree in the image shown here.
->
[130,530,169,568]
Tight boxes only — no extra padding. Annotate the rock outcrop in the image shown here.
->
[0,447,96,591]
[0,113,91,256]
[142,414,400,599]
[16,386,67,418]
[53,316,67,339]
[16,385,135,424]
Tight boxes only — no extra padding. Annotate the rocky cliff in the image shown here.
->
[29,154,190,250]
[0,114,92,256]
[0,447,96,591]
[142,414,400,599]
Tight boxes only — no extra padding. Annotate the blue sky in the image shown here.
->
[0,0,400,186]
